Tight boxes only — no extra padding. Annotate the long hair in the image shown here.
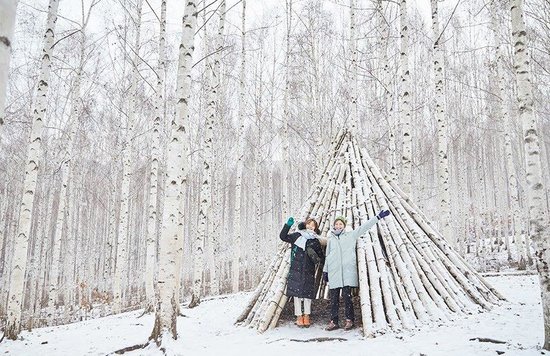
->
[305,218,321,235]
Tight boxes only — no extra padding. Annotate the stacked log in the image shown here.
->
[236,130,504,336]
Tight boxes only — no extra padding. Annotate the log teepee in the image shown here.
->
[236,129,504,337]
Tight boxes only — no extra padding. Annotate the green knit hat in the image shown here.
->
[334,216,347,226]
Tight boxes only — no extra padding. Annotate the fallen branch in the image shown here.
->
[290,337,347,342]
[266,337,348,343]
[469,337,507,344]
[113,342,148,354]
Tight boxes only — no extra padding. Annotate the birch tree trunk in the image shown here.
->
[431,0,452,245]
[150,0,197,342]
[145,0,167,313]
[0,0,18,142]
[232,0,246,294]
[281,0,292,219]
[349,0,358,133]
[510,0,550,349]
[377,0,396,180]
[189,0,224,308]
[490,1,524,266]
[113,0,143,314]
[3,0,60,340]
[209,0,225,296]
[400,0,412,196]
[48,0,96,320]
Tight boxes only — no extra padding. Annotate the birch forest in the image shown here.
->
[0,0,550,352]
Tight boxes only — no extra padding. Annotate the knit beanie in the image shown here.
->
[334,216,347,227]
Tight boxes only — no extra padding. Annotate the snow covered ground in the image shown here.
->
[1,274,548,356]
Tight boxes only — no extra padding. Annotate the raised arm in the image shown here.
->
[350,216,379,240]
[350,210,391,240]
[280,217,301,244]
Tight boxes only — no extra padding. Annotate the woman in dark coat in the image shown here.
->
[280,217,324,328]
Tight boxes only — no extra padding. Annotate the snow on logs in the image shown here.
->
[236,130,504,336]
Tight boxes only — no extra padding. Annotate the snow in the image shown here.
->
[1,274,549,356]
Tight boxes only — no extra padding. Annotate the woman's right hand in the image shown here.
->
[286,217,295,226]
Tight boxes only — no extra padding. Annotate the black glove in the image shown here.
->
[376,209,390,219]
[323,272,328,283]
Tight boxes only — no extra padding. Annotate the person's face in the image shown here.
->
[334,220,345,230]
[306,221,316,231]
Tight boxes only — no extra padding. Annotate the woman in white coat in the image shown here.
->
[323,210,390,330]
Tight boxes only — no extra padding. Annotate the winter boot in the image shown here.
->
[296,315,304,327]
[344,319,354,330]
[325,320,339,331]
[303,314,310,328]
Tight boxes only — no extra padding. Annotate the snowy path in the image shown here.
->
[1,274,548,355]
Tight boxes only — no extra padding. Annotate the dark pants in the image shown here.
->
[330,286,354,325]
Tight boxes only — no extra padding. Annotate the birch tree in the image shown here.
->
[3,0,60,340]
[281,0,292,219]
[145,0,167,313]
[349,0,358,133]
[232,0,246,294]
[47,0,97,322]
[376,0,397,180]
[510,0,550,349]
[431,0,452,245]
[150,0,197,342]
[188,0,225,309]
[113,0,143,314]
[490,1,524,265]
[0,0,18,142]
[209,0,225,296]
[400,0,412,196]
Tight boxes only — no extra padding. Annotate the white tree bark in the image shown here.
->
[48,0,97,320]
[376,0,396,181]
[349,0,358,133]
[145,0,167,312]
[189,0,224,308]
[3,0,60,340]
[150,0,197,342]
[510,0,550,349]
[210,0,225,296]
[232,0,246,294]
[431,0,452,245]
[281,0,292,219]
[400,0,412,196]
[0,0,18,142]
[113,0,143,314]
[490,1,524,266]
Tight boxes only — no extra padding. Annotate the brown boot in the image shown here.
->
[344,319,354,330]
[325,320,339,331]
[296,315,304,327]
[303,314,310,328]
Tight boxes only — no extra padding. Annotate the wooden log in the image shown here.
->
[356,238,374,336]
[383,163,502,301]
[250,248,291,329]
[363,151,499,308]
[257,251,291,332]
[347,162,386,333]
[349,144,404,330]
[238,243,288,325]
[268,294,288,330]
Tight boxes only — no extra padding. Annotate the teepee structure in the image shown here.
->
[236,129,504,337]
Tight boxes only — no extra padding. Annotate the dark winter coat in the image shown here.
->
[280,224,324,299]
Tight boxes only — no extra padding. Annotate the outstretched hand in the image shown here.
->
[376,210,390,219]
[286,217,295,227]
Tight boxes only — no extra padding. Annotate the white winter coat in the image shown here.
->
[323,216,379,289]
